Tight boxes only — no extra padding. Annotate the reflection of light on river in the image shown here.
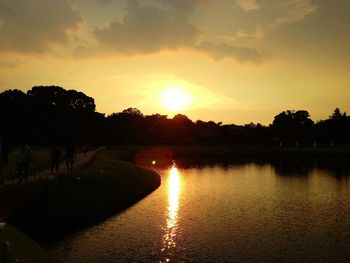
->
[161,164,181,257]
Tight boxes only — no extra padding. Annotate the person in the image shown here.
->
[0,137,8,165]
[16,142,32,183]
[64,144,76,174]
[0,138,4,185]
[0,138,9,185]
[50,146,62,174]
[82,143,88,156]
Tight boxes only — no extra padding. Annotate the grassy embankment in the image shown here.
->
[0,224,53,263]
[0,148,161,253]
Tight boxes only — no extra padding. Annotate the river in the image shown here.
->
[52,160,350,262]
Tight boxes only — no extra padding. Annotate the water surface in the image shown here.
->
[52,161,350,262]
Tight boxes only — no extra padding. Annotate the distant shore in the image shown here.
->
[174,145,350,161]
[109,145,350,166]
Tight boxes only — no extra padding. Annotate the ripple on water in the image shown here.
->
[52,163,350,263]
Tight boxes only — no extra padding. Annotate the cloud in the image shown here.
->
[0,0,83,53]
[270,0,318,28]
[218,25,264,42]
[234,0,261,12]
[95,0,113,4]
[93,0,199,55]
[84,0,264,63]
[197,41,265,63]
[227,0,317,40]
[155,0,198,13]
[0,60,20,68]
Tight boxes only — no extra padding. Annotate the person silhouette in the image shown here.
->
[50,146,62,174]
[16,142,32,183]
[64,144,76,174]
[0,138,5,185]
[0,137,8,165]
[82,143,88,156]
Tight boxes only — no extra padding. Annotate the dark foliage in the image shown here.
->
[0,86,101,146]
[0,86,349,147]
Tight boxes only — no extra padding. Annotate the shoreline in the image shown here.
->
[1,145,349,261]
[107,145,350,166]
[0,149,161,251]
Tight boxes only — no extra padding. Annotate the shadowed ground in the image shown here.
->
[0,148,161,262]
[1,148,99,184]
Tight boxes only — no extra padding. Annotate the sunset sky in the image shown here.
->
[0,0,349,124]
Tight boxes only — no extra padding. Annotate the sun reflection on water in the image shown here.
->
[161,164,181,258]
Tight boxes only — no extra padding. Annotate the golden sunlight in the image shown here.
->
[167,165,180,229]
[162,164,181,251]
[161,86,193,112]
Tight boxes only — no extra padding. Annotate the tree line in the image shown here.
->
[0,86,349,147]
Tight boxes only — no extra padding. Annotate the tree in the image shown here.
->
[122,107,143,116]
[329,108,347,120]
[315,108,349,143]
[272,110,314,143]
[27,86,95,112]
[0,89,30,141]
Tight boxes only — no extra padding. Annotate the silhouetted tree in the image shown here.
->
[122,107,143,116]
[272,110,314,144]
[170,114,195,144]
[329,108,347,120]
[1,86,349,147]
[0,86,99,145]
[0,89,33,143]
[315,108,349,144]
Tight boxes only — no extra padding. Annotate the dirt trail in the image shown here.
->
[1,148,104,186]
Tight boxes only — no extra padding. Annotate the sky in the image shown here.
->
[0,0,349,124]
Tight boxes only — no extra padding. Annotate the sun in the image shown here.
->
[161,86,193,112]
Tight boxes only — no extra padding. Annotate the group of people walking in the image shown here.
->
[0,140,78,185]
[0,140,32,184]
[50,144,76,174]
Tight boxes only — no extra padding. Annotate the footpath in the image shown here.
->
[1,148,103,186]
[0,148,104,263]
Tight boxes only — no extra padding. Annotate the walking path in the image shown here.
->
[1,147,104,187]
[0,147,104,263]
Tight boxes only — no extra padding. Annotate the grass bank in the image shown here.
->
[0,223,54,263]
[1,149,161,247]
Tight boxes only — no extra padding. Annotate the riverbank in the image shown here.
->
[0,149,161,248]
[51,157,350,263]
[0,223,54,262]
